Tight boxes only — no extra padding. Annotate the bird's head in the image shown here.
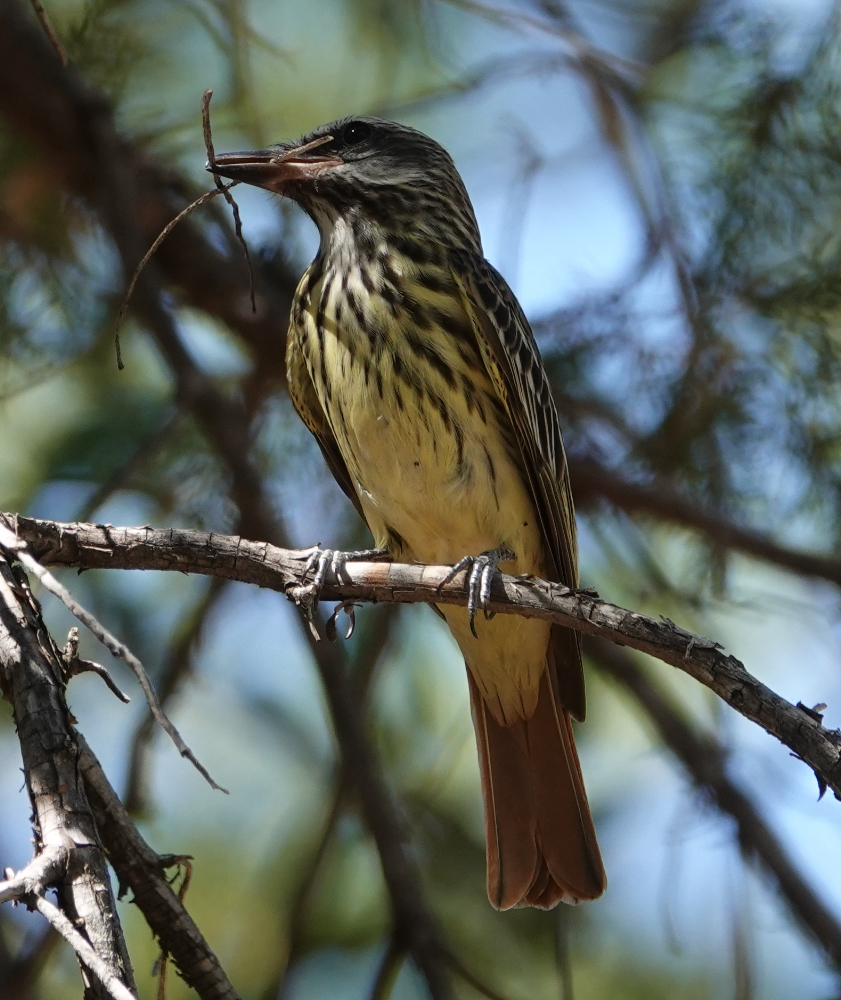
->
[210,116,482,254]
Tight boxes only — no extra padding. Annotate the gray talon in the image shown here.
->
[439,546,515,638]
[302,545,390,597]
[303,547,334,591]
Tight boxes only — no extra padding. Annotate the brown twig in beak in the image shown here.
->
[272,133,335,161]
[113,182,237,368]
[202,89,256,314]
[114,89,258,369]
[28,0,68,66]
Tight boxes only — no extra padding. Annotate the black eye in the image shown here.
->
[342,121,372,146]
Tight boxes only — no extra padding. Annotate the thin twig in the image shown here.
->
[113,183,237,369]
[65,656,130,702]
[0,521,226,794]
[27,0,67,66]
[124,577,226,815]
[273,133,336,160]
[0,847,67,906]
[155,857,193,1000]
[62,624,130,702]
[33,895,136,1000]
[202,89,256,313]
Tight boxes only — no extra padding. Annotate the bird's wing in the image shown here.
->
[452,252,585,720]
[286,321,366,524]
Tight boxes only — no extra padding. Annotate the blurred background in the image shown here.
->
[2,0,841,996]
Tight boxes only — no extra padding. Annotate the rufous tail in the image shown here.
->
[468,653,606,909]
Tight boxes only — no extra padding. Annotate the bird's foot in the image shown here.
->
[437,546,515,638]
[302,545,390,593]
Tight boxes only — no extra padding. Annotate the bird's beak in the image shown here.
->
[208,148,342,193]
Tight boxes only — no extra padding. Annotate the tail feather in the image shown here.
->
[468,653,605,910]
[471,678,540,908]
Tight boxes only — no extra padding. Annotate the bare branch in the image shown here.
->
[64,655,130,703]
[0,522,226,794]
[0,552,137,998]
[62,625,130,703]
[7,514,841,806]
[77,736,241,1000]
[0,847,67,906]
[590,637,841,974]
[32,896,136,1000]
[124,578,227,815]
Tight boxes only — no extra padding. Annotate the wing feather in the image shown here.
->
[452,253,585,720]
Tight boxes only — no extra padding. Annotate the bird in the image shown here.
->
[211,116,606,908]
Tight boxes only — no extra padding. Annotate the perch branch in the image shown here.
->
[3,514,454,998]
[5,514,841,805]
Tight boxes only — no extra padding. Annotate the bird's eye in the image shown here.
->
[341,121,372,146]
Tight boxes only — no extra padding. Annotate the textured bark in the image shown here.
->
[0,555,136,999]
[2,514,455,1000]
[77,738,242,1000]
[7,513,841,804]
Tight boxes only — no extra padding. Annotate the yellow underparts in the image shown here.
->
[294,248,550,726]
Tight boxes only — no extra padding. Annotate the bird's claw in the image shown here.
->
[302,545,390,594]
[303,547,342,593]
[438,546,515,638]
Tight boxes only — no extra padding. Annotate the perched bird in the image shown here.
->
[211,117,605,908]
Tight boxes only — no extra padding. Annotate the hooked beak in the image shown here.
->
[208,146,343,193]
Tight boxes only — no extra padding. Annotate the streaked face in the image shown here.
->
[210,116,482,253]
